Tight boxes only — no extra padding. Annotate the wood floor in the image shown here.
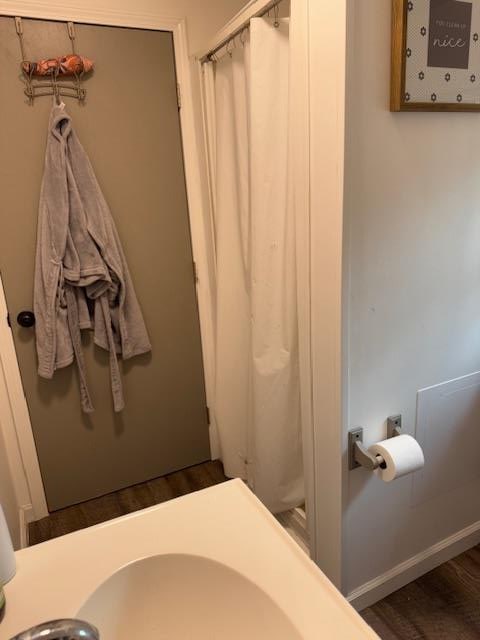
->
[28,460,228,546]
[361,544,480,639]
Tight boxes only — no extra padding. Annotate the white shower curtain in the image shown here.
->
[204,17,303,514]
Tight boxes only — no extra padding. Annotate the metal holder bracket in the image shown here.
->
[349,414,404,472]
[348,428,384,471]
[387,414,403,438]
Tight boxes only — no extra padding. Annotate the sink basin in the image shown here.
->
[3,481,378,639]
[78,553,302,639]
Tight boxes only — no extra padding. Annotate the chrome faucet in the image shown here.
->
[10,619,99,640]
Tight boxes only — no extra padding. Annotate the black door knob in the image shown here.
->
[17,311,35,328]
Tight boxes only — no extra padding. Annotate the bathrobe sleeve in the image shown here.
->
[34,106,73,378]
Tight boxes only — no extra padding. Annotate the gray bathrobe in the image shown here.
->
[34,103,151,412]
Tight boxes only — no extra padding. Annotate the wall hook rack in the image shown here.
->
[14,16,94,105]
[348,415,403,471]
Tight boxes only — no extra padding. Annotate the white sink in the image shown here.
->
[78,553,303,639]
[2,480,378,639]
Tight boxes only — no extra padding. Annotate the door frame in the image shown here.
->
[0,2,217,521]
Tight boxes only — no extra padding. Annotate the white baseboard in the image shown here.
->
[18,504,35,549]
[348,519,480,611]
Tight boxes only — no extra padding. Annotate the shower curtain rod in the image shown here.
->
[198,0,285,63]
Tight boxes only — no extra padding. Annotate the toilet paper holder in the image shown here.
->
[348,415,403,471]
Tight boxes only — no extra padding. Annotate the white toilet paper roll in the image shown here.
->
[0,505,16,585]
[368,434,424,483]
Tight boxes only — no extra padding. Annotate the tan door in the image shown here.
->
[0,18,211,511]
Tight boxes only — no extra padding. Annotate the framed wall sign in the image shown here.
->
[391,0,480,111]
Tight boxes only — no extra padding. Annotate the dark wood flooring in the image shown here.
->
[28,460,228,546]
[361,544,480,639]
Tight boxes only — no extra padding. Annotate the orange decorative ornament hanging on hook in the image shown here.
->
[22,54,94,77]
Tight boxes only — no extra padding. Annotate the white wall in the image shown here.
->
[344,0,480,594]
